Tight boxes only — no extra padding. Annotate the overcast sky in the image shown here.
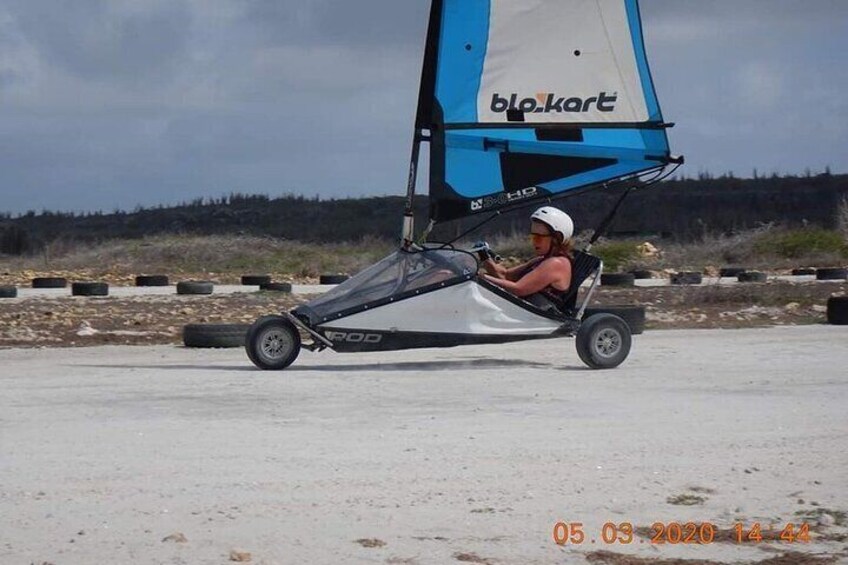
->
[1,0,846,215]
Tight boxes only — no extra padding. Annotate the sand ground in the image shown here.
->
[1,326,847,564]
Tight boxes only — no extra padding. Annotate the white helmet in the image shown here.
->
[530,206,574,240]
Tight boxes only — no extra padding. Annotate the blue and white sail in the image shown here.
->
[415,0,674,223]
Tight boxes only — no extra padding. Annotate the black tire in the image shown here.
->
[575,313,632,370]
[32,277,67,289]
[241,275,272,286]
[176,281,214,295]
[583,305,645,335]
[135,275,169,287]
[791,268,816,276]
[183,323,250,348]
[71,282,109,296]
[319,274,349,285]
[0,285,17,298]
[245,315,301,370]
[737,271,767,283]
[816,267,847,281]
[260,282,293,293]
[719,267,748,277]
[670,271,702,285]
[827,296,848,325]
[630,269,653,280]
[600,273,635,287]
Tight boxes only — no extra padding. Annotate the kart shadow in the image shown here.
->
[76,364,255,372]
[77,359,588,373]
[286,358,567,372]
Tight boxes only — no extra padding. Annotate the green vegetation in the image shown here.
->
[754,228,848,259]
[592,241,639,272]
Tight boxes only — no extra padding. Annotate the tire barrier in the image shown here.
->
[182,323,250,348]
[0,285,17,298]
[582,305,645,335]
[816,267,847,281]
[719,267,748,277]
[670,271,702,285]
[791,268,816,276]
[826,296,848,325]
[737,271,767,283]
[319,274,349,285]
[135,275,169,287]
[600,273,635,287]
[32,277,67,289]
[241,275,272,286]
[71,282,109,296]
[259,282,293,292]
[629,269,653,280]
[176,281,214,295]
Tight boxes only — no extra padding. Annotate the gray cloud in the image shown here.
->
[0,1,846,214]
[8,0,191,83]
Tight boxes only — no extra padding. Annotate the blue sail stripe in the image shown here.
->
[445,129,666,162]
[625,0,661,122]
[436,0,490,123]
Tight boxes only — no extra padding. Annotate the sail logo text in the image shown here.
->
[491,92,617,114]
[471,187,537,212]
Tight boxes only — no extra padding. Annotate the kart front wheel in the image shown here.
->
[245,315,301,370]
[575,313,632,369]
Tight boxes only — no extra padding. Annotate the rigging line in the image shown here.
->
[588,186,635,247]
[586,162,682,248]
[438,211,502,249]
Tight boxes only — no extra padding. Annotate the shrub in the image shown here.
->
[838,196,848,240]
[592,241,640,272]
[754,228,847,259]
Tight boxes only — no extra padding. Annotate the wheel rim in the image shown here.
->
[258,327,293,362]
[593,327,622,359]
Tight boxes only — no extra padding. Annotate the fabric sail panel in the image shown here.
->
[418,0,672,223]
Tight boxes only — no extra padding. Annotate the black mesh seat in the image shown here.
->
[550,250,603,316]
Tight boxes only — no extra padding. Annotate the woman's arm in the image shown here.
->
[483,258,571,297]
[481,257,541,281]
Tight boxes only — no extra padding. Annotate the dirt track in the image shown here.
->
[1,326,847,564]
[1,280,844,348]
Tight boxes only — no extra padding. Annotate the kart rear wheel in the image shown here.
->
[245,315,301,370]
[575,313,632,370]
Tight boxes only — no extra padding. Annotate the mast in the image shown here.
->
[402,0,442,247]
[401,134,421,246]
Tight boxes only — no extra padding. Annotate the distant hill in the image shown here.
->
[2,173,846,255]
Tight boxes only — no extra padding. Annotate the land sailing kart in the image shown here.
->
[246,0,680,370]
[245,244,634,370]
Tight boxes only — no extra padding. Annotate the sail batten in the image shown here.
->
[416,0,673,223]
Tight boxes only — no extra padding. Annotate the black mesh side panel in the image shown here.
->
[499,154,616,192]
[536,128,584,142]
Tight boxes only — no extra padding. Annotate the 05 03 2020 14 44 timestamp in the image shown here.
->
[552,521,813,546]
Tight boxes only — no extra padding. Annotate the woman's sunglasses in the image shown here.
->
[528,232,553,242]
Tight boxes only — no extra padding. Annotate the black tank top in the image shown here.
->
[518,256,572,312]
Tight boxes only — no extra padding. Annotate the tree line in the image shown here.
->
[1,173,846,255]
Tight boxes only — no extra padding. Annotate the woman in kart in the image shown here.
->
[478,206,574,310]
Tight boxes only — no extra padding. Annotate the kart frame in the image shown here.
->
[244,245,633,370]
